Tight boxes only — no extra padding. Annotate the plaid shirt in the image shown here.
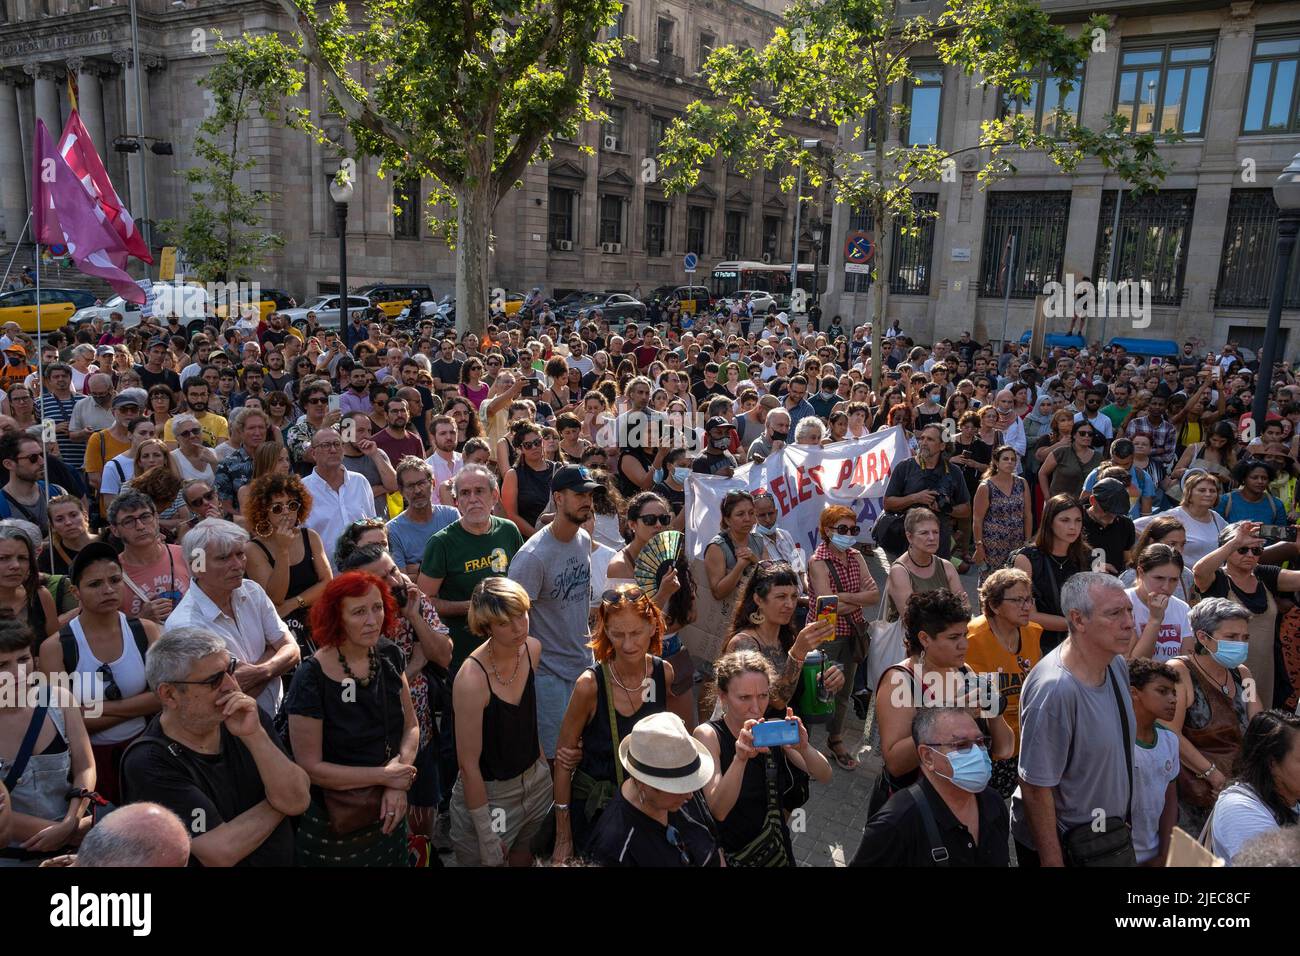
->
[1125,414,1177,467]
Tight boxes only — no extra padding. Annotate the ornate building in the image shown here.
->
[0,0,828,301]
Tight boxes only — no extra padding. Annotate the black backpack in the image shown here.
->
[58,618,150,672]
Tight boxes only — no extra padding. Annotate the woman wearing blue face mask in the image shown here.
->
[1166,598,1262,837]
[851,705,1010,866]
[808,505,880,770]
[651,449,692,526]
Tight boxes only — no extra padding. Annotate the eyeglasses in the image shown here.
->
[115,512,157,529]
[186,490,216,507]
[519,438,543,450]
[1236,546,1264,556]
[602,585,646,605]
[923,735,992,755]
[832,524,861,536]
[665,823,693,866]
[13,453,41,465]
[97,663,122,702]
[306,396,330,406]
[637,513,672,527]
[169,657,240,689]
[403,477,432,493]
[177,427,202,439]
[487,359,502,367]
[270,500,302,516]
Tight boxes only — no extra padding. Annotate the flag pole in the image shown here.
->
[32,219,54,574]
[1,212,32,292]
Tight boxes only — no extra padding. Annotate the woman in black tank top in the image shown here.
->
[693,650,831,867]
[502,422,558,538]
[552,584,675,862]
[244,474,332,670]
[449,578,552,867]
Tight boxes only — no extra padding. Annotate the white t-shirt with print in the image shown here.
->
[1132,723,1180,864]
[1126,588,1193,662]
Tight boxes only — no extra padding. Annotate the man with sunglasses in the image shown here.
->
[163,378,229,450]
[852,706,1008,866]
[0,432,65,527]
[120,626,310,867]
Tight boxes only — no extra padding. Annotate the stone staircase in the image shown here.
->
[0,242,118,297]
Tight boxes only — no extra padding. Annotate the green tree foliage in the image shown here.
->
[657,0,1179,390]
[160,35,304,283]
[243,0,623,334]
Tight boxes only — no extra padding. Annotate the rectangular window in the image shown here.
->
[1093,189,1196,307]
[599,195,624,245]
[608,3,627,39]
[842,196,937,295]
[393,178,420,240]
[725,211,745,260]
[603,105,626,151]
[904,68,943,147]
[977,192,1072,298]
[763,216,781,258]
[646,201,669,257]
[1115,41,1214,136]
[698,32,715,71]
[1000,66,1084,137]
[687,206,709,255]
[657,17,674,56]
[548,187,576,245]
[1243,35,1300,134]
[649,115,669,152]
[1216,190,1300,309]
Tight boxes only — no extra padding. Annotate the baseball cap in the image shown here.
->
[550,464,602,494]
[705,416,736,431]
[148,336,168,349]
[3,343,24,356]
[1091,477,1130,516]
[111,393,142,410]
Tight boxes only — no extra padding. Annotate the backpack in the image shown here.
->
[58,617,150,673]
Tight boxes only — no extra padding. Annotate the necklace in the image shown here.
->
[1191,653,1234,699]
[489,643,524,686]
[338,646,378,687]
[909,551,935,569]
[610,656,649,696]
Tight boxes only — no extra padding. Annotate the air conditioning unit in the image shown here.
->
[761,253,772,263]
[603,135,620,151]
[601,242,623,254]
[554,239,573,251]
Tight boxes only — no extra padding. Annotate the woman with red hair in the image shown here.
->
[285,571,420,867]
[551,583,677,863]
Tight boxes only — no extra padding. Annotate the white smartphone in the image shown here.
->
[328,394,341,412]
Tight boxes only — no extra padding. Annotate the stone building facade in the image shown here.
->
[0,0,827,303]
[824,0,1300,359]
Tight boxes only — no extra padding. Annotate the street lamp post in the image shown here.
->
[329,168,355,342]
[1253,152,1300,434]
[810,218,823,326]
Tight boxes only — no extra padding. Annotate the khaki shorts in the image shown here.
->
[449,758,553,865]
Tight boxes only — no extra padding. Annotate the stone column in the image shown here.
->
[112,49,144,220]
[25,63,61,137]
[0,75,27,242]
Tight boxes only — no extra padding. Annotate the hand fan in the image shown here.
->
[634,530,684,596]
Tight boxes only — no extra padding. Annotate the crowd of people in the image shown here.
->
[0,303,1298,869]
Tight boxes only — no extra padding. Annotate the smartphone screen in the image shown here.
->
[328,394,341,413]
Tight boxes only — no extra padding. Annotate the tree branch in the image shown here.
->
[493,42,587,203]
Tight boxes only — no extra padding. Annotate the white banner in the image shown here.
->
[685,427,909,559]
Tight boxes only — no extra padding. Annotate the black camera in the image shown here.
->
[931,492,953,514]
[391,584,408,609]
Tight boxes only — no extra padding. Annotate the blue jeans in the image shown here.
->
[534,671,577,760]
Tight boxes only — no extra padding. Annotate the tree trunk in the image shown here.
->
[455,144,494,337]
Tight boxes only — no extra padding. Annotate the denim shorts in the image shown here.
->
[534,671,577,759]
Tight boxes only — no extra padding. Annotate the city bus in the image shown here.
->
[710,260,818,299]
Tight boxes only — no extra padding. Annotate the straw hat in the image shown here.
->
[618,712,715,794]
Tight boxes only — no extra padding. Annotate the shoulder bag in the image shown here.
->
[322,655,393,835]
[902,782,950,867]
[823,553,871,664]
[866,566,906,696]
[1058,665,1138,867]
[726,754,794,868]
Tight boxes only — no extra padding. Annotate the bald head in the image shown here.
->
[74,803,190,867]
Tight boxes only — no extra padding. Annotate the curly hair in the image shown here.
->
[245,472,313,539]
[902,588,971,656]
[127,463,183,511]
[729,561,800,653]
[308,571,401,648]
[588,587,665,662]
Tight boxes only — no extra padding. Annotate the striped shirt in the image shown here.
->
[39,392,85,469]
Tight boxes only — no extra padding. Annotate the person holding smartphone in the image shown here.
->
[693,651,831,867]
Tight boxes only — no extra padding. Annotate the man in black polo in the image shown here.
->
[693,416,738,478]
[1081,477,1136,575]
[881,423,971,561]
[851,707,1009,867]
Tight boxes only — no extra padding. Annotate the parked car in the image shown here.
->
[70,282,211,331]
[354,283,435,318]
[214,286,297,319]
[719,289,777,314]
[281,294,372,326]
[1,287,98,333]
[671,285,712,314]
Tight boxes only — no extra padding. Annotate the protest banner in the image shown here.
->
[685,426,908,559]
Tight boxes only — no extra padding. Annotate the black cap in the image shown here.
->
[705,416,735,431]
[69,540,121,586]
[1091,477,1130,516]
[551,464,602,494]
[148,336,168,349]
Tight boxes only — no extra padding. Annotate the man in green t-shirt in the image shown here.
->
[1100,382,1132,433]
[417,463,524,666]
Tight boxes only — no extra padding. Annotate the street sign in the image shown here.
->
[845,263,871,275]
[844,230,875,265]
[683,252,698,273]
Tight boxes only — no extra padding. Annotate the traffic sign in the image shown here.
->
[683,252,698,273]
[844,230,875,265]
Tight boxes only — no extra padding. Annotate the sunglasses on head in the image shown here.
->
[170,657,240,689]
[602,585,646,605]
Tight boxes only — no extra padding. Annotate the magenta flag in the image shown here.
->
[31,119,145,304]
[58,110,153,265]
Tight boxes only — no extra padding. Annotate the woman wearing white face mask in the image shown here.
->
[1166,598,1261,837]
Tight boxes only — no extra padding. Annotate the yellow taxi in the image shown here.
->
[0,287,98,332]
[356,283,435,318]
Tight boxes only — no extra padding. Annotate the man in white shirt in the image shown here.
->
[425,414,463,491]
[165,518,299,717]
[1074,385,1114,449]
[302,426,377,567]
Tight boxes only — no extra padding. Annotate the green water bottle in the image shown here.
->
[797,649,835,723]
